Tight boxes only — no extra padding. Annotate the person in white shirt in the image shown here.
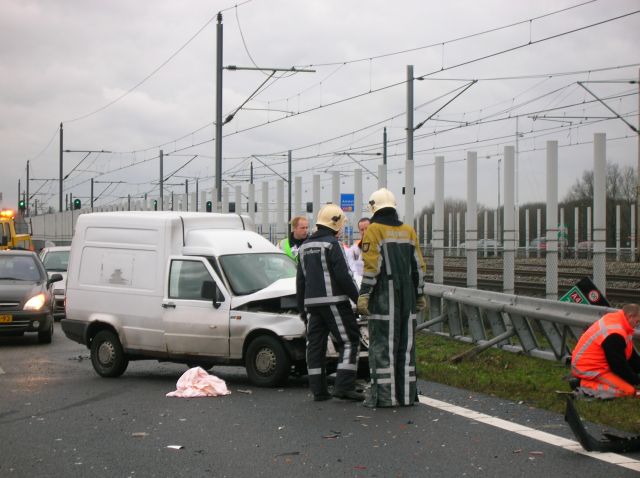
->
[347,217,370,282]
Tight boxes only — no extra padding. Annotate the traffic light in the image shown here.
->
[153,199,158,211]
[206,201,212,213]
[73,198,81,210]
[18,199,26,211]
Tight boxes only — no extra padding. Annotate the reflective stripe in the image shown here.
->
[337,363,357,371]
[304,295,349,305]
[382,242,392,276]
[300,241,332,250]
[320,245,333,297]
[308,368,322,375]
[368,314,391,321]
[387,279,397,406]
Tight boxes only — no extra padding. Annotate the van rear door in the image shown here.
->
[162,256,230,357]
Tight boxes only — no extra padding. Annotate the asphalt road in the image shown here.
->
[1,323,639,477]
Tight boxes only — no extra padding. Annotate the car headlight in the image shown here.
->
[24,293,46,311]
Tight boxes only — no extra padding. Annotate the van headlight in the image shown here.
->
[24,293,46,311]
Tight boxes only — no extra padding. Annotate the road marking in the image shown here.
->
[418,394,640,472]
[0,366,5,375]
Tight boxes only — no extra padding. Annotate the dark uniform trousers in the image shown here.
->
[306,302,360,396]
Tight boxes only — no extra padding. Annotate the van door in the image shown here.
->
[162,256,230,357]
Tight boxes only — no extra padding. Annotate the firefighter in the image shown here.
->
[296,203,363,401]
[357,188,427,407]
[278,216,309,262]
[571,303,640,398]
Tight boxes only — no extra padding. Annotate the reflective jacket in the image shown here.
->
[571,309,634,379]
[296,228,359,311]
[360,219,426,311]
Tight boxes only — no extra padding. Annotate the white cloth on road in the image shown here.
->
[166,367,231,398]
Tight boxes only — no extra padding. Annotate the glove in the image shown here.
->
[356,294,370,316]
[416,295,427,312]
[299,312,308,325]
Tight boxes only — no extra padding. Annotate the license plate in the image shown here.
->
[0,314,12,323]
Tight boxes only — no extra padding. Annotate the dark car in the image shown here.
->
[0,250,63,343]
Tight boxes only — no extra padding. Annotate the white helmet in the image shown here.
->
[316,203,347,232]
[368,188,396,213]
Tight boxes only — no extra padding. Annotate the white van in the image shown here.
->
[62,211,307,387]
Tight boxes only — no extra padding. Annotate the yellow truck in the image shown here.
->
[0,209,34,250]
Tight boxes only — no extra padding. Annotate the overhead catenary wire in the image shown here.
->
[42,7,638,203]
[61,1,254,124]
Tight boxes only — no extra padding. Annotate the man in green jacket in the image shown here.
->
[278,216,309,262]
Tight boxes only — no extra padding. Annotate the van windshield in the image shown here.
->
[219,253,297,296]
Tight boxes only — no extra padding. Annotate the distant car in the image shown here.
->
[0,250,63,343]
[458,239,502,251]
[576,241,594,251]
[576,240,595,258]
[529,236,569,251]
[39,246,70,320]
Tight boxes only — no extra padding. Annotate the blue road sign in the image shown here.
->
[340,193,355,212]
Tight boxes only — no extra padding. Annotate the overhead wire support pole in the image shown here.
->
[215,12,223,211]
[405,65,414,224]
[577,78,640,261]
[413,80,477,131]
[59,122,63,212]
[576,81,638,133]
[214,12,314,214]
[288,150,292,224]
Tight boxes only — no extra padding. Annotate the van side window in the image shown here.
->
[169,260,214,300]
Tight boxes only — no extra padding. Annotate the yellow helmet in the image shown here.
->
[316,203,347,232]
[368,188,396,213]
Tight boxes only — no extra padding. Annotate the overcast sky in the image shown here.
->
[1,0,638,219]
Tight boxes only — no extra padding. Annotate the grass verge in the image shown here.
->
[415,332,640,434]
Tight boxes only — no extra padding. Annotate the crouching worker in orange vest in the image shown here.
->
[571,303,640,399]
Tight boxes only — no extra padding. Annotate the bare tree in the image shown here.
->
[564,164,637,203]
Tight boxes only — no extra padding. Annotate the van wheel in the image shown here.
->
[245,335,290,387]
[38,320,53,344]
[91,330,129,377]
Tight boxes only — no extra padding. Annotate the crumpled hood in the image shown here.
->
[230,277,296,309]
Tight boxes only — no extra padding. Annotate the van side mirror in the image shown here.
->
[201,281,216,300]
[49,273,63,284]
[202,280,225,309]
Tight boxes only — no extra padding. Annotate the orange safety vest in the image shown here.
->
[571,309,634,380]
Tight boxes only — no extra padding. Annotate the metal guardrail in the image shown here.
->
[419,283,639,362]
